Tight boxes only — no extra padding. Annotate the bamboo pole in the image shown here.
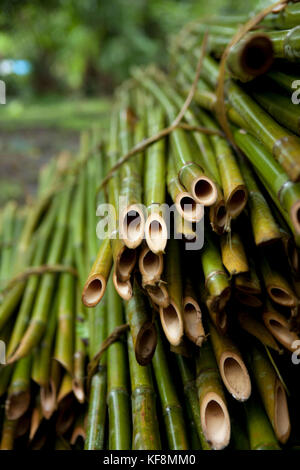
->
[220,232,249,276]
[196,339,230,450]
[5,354,32,420]
[249,344,291,444]
[183,277,205,347]
[152,325,189,450]
[263,301,300,352]
[237,310,282,353]
[139,244,164,288]
[209,320,251,401]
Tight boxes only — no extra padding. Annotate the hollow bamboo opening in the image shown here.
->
[291,201,300,235]
[220,354,251,401]
[183,298,205,346]
[175,193,203,222]
[201,393,230,450]
[192,177,218,206]
[274,381,291,444]
[146,284,169,307]
[139,247,163,284]
[136,322,157,365]
[117,246,137,281]
[145,213,168,253]
[263,311,298,351]
[227,187,247,217]
[216,203,227,228]
[113,270,132,301]
[82,276,105,307]
[159,300,183,346]
[268,286,295,307]
[240,35,273,77]
[121,205,145,249]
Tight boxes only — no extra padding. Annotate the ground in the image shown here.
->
[0,96,110,206]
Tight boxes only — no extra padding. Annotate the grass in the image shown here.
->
[0,95,111,131]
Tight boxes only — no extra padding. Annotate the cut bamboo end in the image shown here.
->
[40,382,57,420]
[201,392,231,450]
[175,192,203,222]
[239,34,273,78]
[145,213,168,254]
[235,291,263,308]
[72,378,85,404]
[117,246,137,281]
[183,297,205,346]
[82,275,106,307]
[29,408,42,441]
[113,269,132,301]
[263,310,299,352]
[268,286,297,307]
[214,202,228,232]
[146,283,169,307]
[274,380,291,444]
[191,176,218,207]
[219,353,251,401]
[290,200,300,235]
[5,392,31,420]
[159,300,184,346]
[135,321,157,365]
[139,245,163,286]
[120,204,145,249]
[216,310,228,334]
[226,185,247,217]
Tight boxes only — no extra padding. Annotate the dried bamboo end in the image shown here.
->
[145,212,168,254]
[120,205,145,249]
[268,286,296,307]
[117,246,137,281]
[226,185,248,218]
[146,284,169,307]
[5,391,31,420]
[40,382,57,420]
[274,380,291,444]
[139,246,163,286]
[72,378,85,404]
[263,310,299,352]
[201,392,231,450]
[192,176,218,207]
[215,202,227,232]
[135,321,157,366]
[113,270,132,301]
[82,275,106,307]
[175,192,203,222]
[220,353,251,401]
[239,34,273,78]
[159,300,184,346]
[183,297,205,346]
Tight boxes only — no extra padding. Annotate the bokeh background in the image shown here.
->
[0,0,274,206]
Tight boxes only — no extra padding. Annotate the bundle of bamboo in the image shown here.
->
[1,2,300,451]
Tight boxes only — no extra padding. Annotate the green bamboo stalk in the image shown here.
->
[159,238,184,346]
[209,320,251,401]
[6,200,60,356]
[31,296,58,388]
[228,81,300,181]
[244,393,281,450]
[0,416,17,449]
[152,324,189,450]
[263,3,300,30]
[125,280,157,366]
[249,344,291,444]
[238,153,281,246]
[72,285,87,403]
[54,229,75,375]
[253,88,300,136]
[128,333,161,450]
[8,179,73,363]
[144,103,167,254]
[266,68,299,92]
[200,228,231,325]
[118,90,145,249]
[5,354,32,420]
[0,201,17,289]
[176,355,211,450]
[133,69,217,206]
[195,339,230,450]
[234,127,300,234]
[107,276,131,450]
